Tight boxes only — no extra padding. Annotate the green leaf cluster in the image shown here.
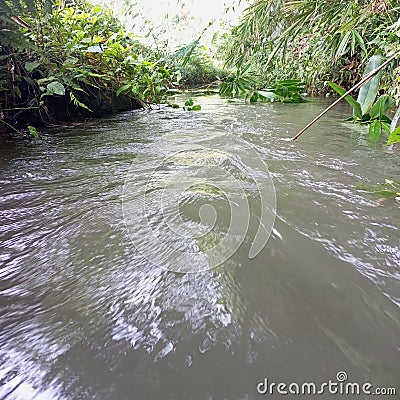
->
[219,67,256,98]
[328,54,399,145]
[220,73,307,104]
[1,0,174,125]
[166,97,202,111]
[249,80,307,103]
[222,0,400,100]
[357,179,400,199]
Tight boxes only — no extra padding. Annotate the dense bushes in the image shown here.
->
[169,44,227,87]
[0,0,173,133]
[222,0,400,98]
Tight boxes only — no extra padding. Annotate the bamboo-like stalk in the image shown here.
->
[0,119,21,134]
[1,106,40,111]
[286,51,400,142]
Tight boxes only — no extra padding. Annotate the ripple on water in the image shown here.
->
[0,96,399,399]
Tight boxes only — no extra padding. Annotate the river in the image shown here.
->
[0,96,399,399]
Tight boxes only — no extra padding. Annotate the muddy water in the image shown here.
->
[0,96,399,399]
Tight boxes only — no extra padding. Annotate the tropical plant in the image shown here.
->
[183,97,201,111]
[166,97,201,111]
[1,0,175,133]
[357,179,400,199]
[27,124,39,138]
[248,79,307,103]
[219,66,256,97]
[167,41,227,87]
[328,54,399,144]
[219,67,307,104]
[223,0,400,96]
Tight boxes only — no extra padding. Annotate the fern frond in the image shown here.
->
[69,90,92,111]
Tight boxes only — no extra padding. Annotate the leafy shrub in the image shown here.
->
[221,0,400,99]
[170,44,227,87]
[328,54,399,145]
[1,0,174,131]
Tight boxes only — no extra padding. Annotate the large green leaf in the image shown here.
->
[328,81,362,119]
[335,30,351,58]
[387,126,400,146]
[368,120,382,141]
[369,95,394,120]
[381,122,391,135]
[277,79,305,87]
[352,30,366,54]
[25,61,41,73]
[46,81,65,96]
[390,105,400,133]
[357,54,385,115]
[257,90,275,100]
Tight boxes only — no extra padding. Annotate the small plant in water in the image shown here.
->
[359,179,399,196]
[167,97,201,111]
[357,179,400,204]
[184,97,201,111]
[27,125,39,139]
[249,80,307,103]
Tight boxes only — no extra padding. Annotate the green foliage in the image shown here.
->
[328,54,396,144]
[27,125,39,138]
[166,97,201,111]
[356,54,386,114]
[170,43,227,87]
[357,180,400,199]
[184,97,201,111]
[328,82,363,118]
[219,67,256,97]
[327,82,393,141]
[250,80,307,103]
[387,126,400,145]
[222,0,400,98]
[1,0,175,130]
[220,71,307,104]
[30,1,171,104]
[0,1,52,50]
[116,60,170,103]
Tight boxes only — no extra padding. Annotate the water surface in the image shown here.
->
[0,96,399,399]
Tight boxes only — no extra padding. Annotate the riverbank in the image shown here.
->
[0,0,170,139]
[2,88,143,135]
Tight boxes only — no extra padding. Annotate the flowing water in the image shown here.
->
[0,96,399,399]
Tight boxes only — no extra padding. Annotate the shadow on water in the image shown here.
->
[0,96,399,399]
